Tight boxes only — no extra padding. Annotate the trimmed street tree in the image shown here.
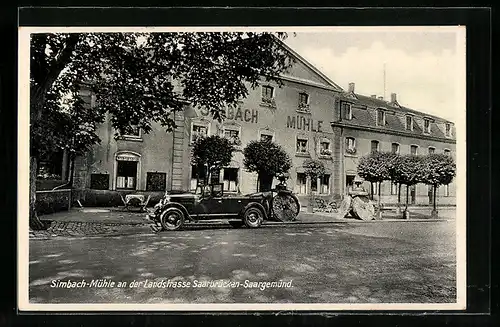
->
[243,140,292,192]
[392,154,425,218]
[357,151,397,218]
[191,135,235,187]
[303,159,326,213]
[29,32,292,229]
[421,153,456,217]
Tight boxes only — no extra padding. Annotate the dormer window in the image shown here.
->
[406,115,414,131]
[341,102,352,120]
[424,118,431,134]
[376,109,386,126]
[445,123,452,137]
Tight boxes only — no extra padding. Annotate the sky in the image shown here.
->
[283,28,464,122]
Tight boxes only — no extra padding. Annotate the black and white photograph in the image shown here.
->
[18,26,466,311]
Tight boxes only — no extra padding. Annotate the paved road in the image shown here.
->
[29,221,456,304]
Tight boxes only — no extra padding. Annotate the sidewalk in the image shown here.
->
[29,205,454,239]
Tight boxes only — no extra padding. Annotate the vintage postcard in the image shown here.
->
[18,26,466,311]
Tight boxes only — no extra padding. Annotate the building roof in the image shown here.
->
[339,91,455,141]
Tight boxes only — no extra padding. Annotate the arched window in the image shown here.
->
[114,151,141,190]
[345,137,356,154]
[371,140,380,152]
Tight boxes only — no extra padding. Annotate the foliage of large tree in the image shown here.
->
[29,32,292,229]
[357,151,397,215]
[191,135,235,186]
[421,153,456,212]
[392,154,425,211]
[243,140,292,192]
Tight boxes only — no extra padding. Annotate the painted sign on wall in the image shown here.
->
[200,106,258,123]
[286,115,323,132]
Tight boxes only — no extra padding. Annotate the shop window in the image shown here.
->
[371,140,380,152]
[146,172,167,191]
[116,161,137,190]
[410,145,418,155]
[391,143,400,154]
[90,173,109,190]
[296,137,308,154]
[296,173,307,195]
[222,168,239,192]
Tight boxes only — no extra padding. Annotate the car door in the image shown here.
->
[193,186,225,217]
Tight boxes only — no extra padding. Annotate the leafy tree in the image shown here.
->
[421,153,456,215]
[29,32,292,229]
[357,151,397,216]
[243,140,292,192]
[303,159,326,213]
[191,135,235,186]
[392,154,425,213]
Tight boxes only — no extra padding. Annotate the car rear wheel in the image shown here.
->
[243,207,263,228]
[160,208,185,231]
[228,221,244,228]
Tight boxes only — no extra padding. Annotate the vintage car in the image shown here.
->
[146,184,300,231]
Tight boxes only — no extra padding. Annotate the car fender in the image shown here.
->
[240,202,269,220]
[161,202,190,221]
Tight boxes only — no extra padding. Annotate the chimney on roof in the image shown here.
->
[348,82,355,93]
[371,95,377,98]
[390,93,397,103]
[378,96,384,100]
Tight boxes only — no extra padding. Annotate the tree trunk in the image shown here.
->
[259,173,273,192]
[377,181,382,219]
[405,185,409,209]
[256,174,260,192]
[396,183,402,214]
[29,156,45,230]
[433,184,437,211]
[370,182,374,200]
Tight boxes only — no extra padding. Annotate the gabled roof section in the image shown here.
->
[275,37,344,92]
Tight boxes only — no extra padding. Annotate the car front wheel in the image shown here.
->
[243,207,263,228]
[160,208,185,231]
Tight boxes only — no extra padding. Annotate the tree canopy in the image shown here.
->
[303,159,326,181]
[243,140,292,178]
[191,135,235,180]
[30,32,293,158]
[421,153,456,187]
[392,154,425,187]
[357,151,397,184]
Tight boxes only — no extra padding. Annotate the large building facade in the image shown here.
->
[72,43,456,207]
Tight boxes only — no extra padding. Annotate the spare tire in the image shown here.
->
[352,196,375,221]
[271,192,300,222]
